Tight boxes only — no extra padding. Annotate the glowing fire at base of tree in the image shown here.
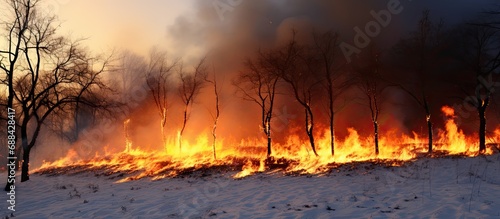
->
[34,106,498,182]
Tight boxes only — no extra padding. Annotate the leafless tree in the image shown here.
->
[312,30,349,156]
[277,34,320,156]
[353,47,388,155]
[0,0,114,186]
[455,21,500,152]
[0,0,34,189]
[234,53,280,157]
[145,49,177,151]
[205,64,222,159]
[392,10,446,153]
[177,58,207,151]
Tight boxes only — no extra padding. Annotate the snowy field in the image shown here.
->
[1,153,500,219]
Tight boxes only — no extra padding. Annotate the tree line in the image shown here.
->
[1,0,500,190]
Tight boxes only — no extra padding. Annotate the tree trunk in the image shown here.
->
[328,84,335,156]
[179,104,188,152]
[267,136,271,157]
[160,108,167,152]
[374,121,379,155]
[307,132,318,156]
[305,108,318,156]
[267,117,272,157]
[161,123,166,152]
[330,111,335,156]
[330,123,335,156]
[427,117,433,153]
[479,107,486,152]
[212,134,217,160]
[423,98,433,153]
[212,119,218,160]
[21,146,31,182]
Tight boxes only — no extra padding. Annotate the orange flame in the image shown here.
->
[441,106,455,117]
[35,105,498,182]
[234,159,265,178]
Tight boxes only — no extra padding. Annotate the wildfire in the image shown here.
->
[437,106,470,154]
[441,106,455,117]
[233,159,266,179]
[34,105,498,182]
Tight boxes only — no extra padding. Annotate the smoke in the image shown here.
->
[157,0,497,143]
[31,0,500,165]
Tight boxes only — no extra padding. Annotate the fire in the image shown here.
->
[437,107,470,154]
[234,159,266,178]
[124,119,132,152]
[35,105,498,182]
[441,106,455,117]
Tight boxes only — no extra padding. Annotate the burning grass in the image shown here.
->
[34,145,498,182]
[33,106,500,182]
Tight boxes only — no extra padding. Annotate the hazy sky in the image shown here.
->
[52,0,195,55]
[45,0,497,60]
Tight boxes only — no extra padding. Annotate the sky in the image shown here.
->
[51,0,195,55]
[42,0,497,60]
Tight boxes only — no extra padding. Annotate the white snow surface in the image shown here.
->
[1,154,500,219]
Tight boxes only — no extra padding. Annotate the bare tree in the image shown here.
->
[234,53,280,157]
[392,10,446,153]
[353,47,387,155]
[145,49,177,151]
[277,34,320,156]
[395,10,446,153]
[455,21,500,152]
[312,30,349,156]
[177,58,207,151]
[1,0,114,185]
[0,0,35,190]
[205,64,222,159]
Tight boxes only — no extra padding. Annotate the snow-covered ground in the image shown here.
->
[1,154,500,219]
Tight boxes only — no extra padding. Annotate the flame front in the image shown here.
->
[35,105,498,181]
[233,159,266,179]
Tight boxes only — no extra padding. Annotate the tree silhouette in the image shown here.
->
[0,0,114,186]
[205,65,222,159]
[177,58,207,152]
[353,46,388,155]
[312,30,349,156]
[454,21,500,152]
[392,10,446,153]
[145,49,177,152]
[277,33,320,156]
[234,52,280,157]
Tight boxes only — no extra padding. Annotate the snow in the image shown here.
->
[1,154,500,219]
